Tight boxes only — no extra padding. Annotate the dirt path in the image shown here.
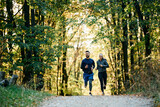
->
[39,95,154,107]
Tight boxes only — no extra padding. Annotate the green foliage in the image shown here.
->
[0,85,52,107]
[0,0,159,98]
[84,0,159,98]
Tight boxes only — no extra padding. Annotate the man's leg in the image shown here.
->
[89,79,92,95]
[83,73,88,88]
[98,72,104,93]
[88,73,94,95]
[89,79,92,92]
[84,80,88,88]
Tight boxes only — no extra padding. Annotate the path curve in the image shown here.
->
[39,95,154,107]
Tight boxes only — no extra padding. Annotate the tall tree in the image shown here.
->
[133,0,151,57]
[23,0,33,84]
[0,0,5,68]
[121,0,129,89]
[6,0,16,75]
[60,16,68,95]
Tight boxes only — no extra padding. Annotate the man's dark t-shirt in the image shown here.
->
[81,58,95,74]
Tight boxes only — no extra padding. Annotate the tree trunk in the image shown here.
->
[60,17,68,96]
[122,0,129,89]
[57,57,60,95]
[6,0,16,76]
[133,0,151,57]
[128,0,134,86]
[128,0,134,72]
[23,0,33,84]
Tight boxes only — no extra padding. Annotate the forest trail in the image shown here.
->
[39,95,154,107]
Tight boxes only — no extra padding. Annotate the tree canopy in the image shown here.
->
[0,0,159,96]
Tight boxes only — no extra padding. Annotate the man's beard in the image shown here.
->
[86,55,89,58]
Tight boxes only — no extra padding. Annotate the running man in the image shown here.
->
[81,51,95,96]
[96,53,109,95]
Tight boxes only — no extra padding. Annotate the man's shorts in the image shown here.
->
[83,72,94,82]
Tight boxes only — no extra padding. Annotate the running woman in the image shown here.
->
[96,53,109,95]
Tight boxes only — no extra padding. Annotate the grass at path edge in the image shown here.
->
[0,85,53,107]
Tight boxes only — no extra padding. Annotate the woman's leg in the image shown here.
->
[98,72,104,92]
[102,72,107,89]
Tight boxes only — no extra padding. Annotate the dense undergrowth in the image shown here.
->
[127,59,160,106]
[0,85,52,107]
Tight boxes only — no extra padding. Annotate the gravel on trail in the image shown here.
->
[39,95,154,107]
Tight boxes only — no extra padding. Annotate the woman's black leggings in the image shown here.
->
[98,71,107,92]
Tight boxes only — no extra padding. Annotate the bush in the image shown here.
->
[0,85,52,107]
[130,59,160,106]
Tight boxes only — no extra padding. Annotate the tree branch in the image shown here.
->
[14,4,24,16]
